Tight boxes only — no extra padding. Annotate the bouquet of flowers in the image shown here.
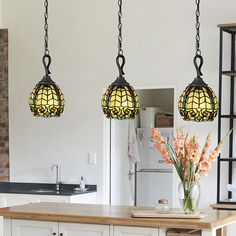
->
[152,128,228,213]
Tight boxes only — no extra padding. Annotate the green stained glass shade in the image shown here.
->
[102,84,139,120]
[29,81,65,118]
[178,85,218,122]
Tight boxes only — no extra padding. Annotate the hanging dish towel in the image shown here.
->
[128,120,140,202]
[128,120,140,163]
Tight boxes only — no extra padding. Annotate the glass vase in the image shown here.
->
[178,181,200,214]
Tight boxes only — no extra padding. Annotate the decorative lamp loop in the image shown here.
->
[193,54,203,77]
[116,54,125,77]
[42,54,51,76]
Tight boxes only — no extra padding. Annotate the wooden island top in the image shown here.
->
[0,202,236,230]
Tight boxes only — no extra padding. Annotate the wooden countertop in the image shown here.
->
[0,202,236,230]
[217,23,236,33]
[211,204,236,210]
[218,23,236,28]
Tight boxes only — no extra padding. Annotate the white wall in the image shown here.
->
[1,0,236,210]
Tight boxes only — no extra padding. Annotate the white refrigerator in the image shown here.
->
[135,128,174,207]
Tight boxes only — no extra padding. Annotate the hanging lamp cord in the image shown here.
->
[43,0,51,76]
[193,0,203,77]
[117,0,125,77]
[118,0,123,56]
[195,0,201,56]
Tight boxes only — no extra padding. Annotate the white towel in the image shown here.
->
[128,120,140,203]
[128,120,140,164]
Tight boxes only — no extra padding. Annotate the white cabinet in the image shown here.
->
[113,226,159,236]
[11,220,58,236]
[8,220,110,236]
[1,194,63,206]
[0,194,33,207]
[68,192,97,204]
[4,219,160,236]
[60,222,110,236]
[0,192,97,236]
[0,193,67,207]
[0,192,97,207]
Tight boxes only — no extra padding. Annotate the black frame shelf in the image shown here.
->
[222,71,236,77]
[219,158,236,162]
[218,23,236,33]
[217,201,236,205]
[220,115,236,119]
[217,23,236,205]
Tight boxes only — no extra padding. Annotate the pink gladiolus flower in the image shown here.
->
[199,159,213,176]
[200,133,212,162]
[163,155,172,164]
[152,128,229,183]
[154,143,162,151]
[192,142,200,163]
[195,173,200,181]
[208,145,222,163]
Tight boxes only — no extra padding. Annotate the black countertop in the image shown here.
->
[0,182,97,196]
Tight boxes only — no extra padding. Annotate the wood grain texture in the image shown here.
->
[217,23,236,33]
[0,203,236,230]
[216,227,227,236]
[218,23,236,28]
[211,204,236,210]
[222,71,236,77]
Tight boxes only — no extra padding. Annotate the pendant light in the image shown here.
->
[29,0,65,118]
[101,0,139,120]
[178,0,218,122]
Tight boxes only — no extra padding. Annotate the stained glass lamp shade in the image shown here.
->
[29,75,65,118]
[102,0,139,120]
[29,0,64,118]
[102,77,139,119]
[179,0,218,122]
[178,77,218,122]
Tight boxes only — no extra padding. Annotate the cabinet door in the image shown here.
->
[1,194,34,207]
[12,219,58,236]
[0,194,35,236]
[69,192,97,204]
[35,195,69,203]
[114,226,158,236]
[59,222,110,236]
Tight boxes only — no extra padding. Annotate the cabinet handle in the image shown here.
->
[60,233,63,236]
[52,233,56,236]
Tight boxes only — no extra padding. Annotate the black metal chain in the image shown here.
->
[195,0,201,55]
[118,0,123,55]
[44,0,49,55]
[42,0,51,75]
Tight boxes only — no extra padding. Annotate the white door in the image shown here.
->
[59,222,110,236]
[114,226,158,236]
[12,219,58,236]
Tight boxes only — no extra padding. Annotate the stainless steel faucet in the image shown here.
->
[51,164,60,191]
